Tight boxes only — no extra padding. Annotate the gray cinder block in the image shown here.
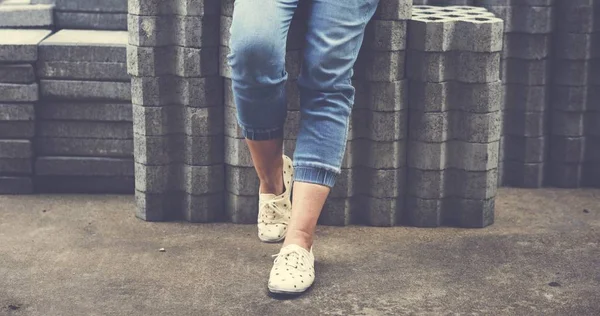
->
[0,139,32,159]
[37,61,129,82]
[0,64,36,84]
[35,176,134,193]
[54,0,128,13]
[40,80,131,101]
[35,156,134,176]
[0,103,35,122]
[36,138,133,157]
[129,14,220,48]
[0,29,52,62]
[37,102,132,122]
[39,30,127,63]
[0,4,53,28]
[37,121,133,139]
[128,0,220,16]
[130,76,223,107]
[0,176,33,194]
[55,11,127,31]
[0,158,32,175]
[0,83,38,102]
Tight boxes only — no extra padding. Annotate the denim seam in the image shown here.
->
[293,162,341,175]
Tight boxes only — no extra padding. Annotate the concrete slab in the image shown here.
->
[0,188,599,315]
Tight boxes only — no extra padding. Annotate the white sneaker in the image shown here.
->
[257,155,293,243]
[268,244,315,294]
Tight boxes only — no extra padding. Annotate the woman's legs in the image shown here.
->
[284,0,381,249]
[228,0,299,241]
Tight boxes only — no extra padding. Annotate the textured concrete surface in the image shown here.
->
[0,188,599,315]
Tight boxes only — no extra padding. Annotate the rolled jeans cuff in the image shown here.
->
[294,166,338,188]
[242,126,284,141]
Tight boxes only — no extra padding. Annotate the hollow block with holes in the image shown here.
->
[406,6,503,227]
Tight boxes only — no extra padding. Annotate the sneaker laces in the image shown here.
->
[272,246,311,270]
[259,199,287,225]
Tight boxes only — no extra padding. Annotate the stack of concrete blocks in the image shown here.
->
[407,6,503,227]
[219,0,308,223]
[0,29,51,194]
[128,0,224,222]
[46,0,128,30]
[413,0,475,5]
[549,0,600,188]
[335,0,411,226]
[35,29,133,193]
[0,0,53,29]
[475,1,554,188]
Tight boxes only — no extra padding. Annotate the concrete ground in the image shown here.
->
[0,189,599,316]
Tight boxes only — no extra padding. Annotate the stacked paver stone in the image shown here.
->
[219,0,309,223]
[476,1,554,188]
[0,29,51,194]
[0,0,54,29]
[343,0,411,226]
[43,0,128,31]
[128,0,225,222]
[220,0,411,226]
[35,29,134,193]
[407,6,503,227]
[549,0,600,188]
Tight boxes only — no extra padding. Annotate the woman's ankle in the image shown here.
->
[283,230,313,250]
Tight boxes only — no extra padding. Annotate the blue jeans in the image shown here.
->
[228,0,380,188]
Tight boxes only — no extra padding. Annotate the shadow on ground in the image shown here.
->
[0,188,599,315]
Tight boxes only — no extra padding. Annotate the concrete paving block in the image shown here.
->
[502,135,547,163]
[55,11,127,31]
[341,139,407,169]
[409,110,502,143]
[54,0,127,13]
[183,134,224,166]
[409,12,503,53]
[553,32,600,60]
[501,161,546,188]
[0,83,38,102]
[225,193,258,224]
[550,110,585,137]
[407,168,498,200]
[319,197,354,226]
[354,50,406,82]
[223,105,243,138]
[504,84,548,112]
[483,5,554,34]
[363,20,407,51]
[224,165,258,196]
[134,133,181,165]
[475,0,554,6]
[549,136,586,163]
[37,121,133,139]
[40,80,131,101]
[35,176,134,193]
[586,112,600,137]
[408,140,500,171]
[283,110,300,140]
[350,109,407,142]
[0,176,33,194]
[36,156,134,177]
[501,58,550,85]
[328,168,354,198]
[127,45,219,78]
[182,164,224,195]
[552,59,600,86]
[134,162,181,194]
[224,136,253,167]
[39,30,127,63]
[446,197,495,228]
[409,81,503,112]
[183,106,224,137]
[585,136,600,163]
[0,158,32,175]
[130,76,223,107]
[132,104,182,136]
[36,137,133,158]
[0,29,51,62]
[0,64,35,84]
[359,167,406,198]
[360,196,404,227]
[583,162,600,188]
[550,85,599,112]
[37,102,132,122]
[353,79,408,112]
[129,14,220,48]
[135,190,177,221]
[0,122,34,138]
[404,196,443,227]
[0,103,35,121]
[407,51,501,83]
[220,0,234,17]
[555,3,600,34]
[0,139,32,158]
[374,0,413,20]
[0,4,53,28]
[547,162,584,188]
[503,33,552,59]
[181,192,224,223]
[503,110,547,137]
[128,0,220,16]
[37,61,129,81]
